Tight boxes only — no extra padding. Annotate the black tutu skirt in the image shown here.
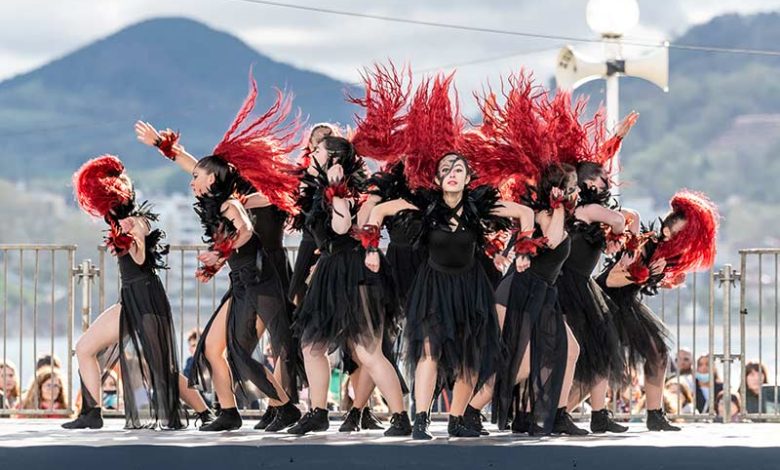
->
[557,267,627,389]
[189,254,298,406]
[385,242,427,307]
[598,281,671,373]
[492,270,566,433]
[404,260,501,389]
[478,251,503,289]
[293,240,400,352]
[288,236,319,305]
[95,272,185,429]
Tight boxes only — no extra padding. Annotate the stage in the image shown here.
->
[1,419,777,469]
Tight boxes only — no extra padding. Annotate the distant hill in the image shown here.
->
[0,17,359,193]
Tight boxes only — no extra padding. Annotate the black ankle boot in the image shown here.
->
[199,407,242,432]
[194,409,216,427]
[463,405,489,436]
[412,412,433,440]
[590,409,628,433]
[265,402,302,432]
[553,408,589,436]
[288,407,329,435]
[511,411,543,435]
[361,406,385,430]
[254,406,277,430]
[338,407,362,432]
[62,407,103,430]
[384,411,412,436]
[448,415,481,438]
[646,409,681,431]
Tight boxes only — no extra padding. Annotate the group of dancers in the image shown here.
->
[62,63,719,439]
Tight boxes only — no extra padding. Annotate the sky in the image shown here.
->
[1,0,779,105]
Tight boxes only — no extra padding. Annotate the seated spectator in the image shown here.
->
[715,391,742,423]
[102,370,120,411]
[19,366,68,418]
[35,353,62,371]
[665,377,694,415]
[182,328,201,378]
[0,360,20,410]
[743,361,769,414]
[671,347,695,392]
[695,354,723,413]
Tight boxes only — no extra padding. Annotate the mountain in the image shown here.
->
[0,17,359,192]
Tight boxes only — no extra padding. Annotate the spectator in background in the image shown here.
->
[102,371,120,411]
[743,361,769,414]
[35,353,62,371]
[19,367,68,418]
[695,354,723,414]
[182,328,201,378]
[672,348,695,392]
[0,360,20,410]
[715,391,742,423]
[665,378,694,415]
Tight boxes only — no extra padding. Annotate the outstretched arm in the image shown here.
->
[134,120,198,173]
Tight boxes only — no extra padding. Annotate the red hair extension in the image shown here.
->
[403,72,464,189]
[350,62,411,163]
[540,91,591,167]
[72,155,133,218]
[652,190,719,286]
[213,71,302,213]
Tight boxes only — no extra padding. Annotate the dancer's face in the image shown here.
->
[190,167,216,197]
[436,154,471,193]
[310,141,330,170]
[563,172,580,203]
[584,168,609,192]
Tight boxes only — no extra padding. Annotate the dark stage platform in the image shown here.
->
[1,419,776,470]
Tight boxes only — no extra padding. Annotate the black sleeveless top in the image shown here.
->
[427,226,477,274]
[227,234,260,270]
[529,235,572,285]
[563,220,604,277]
[118,253,155,284]
[249,206,286,252]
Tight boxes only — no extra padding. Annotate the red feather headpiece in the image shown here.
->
[402,72,465,190]
[72,154,133,218]
[212,71,302,213]
[350,62,412,164]
[652,190,719,287]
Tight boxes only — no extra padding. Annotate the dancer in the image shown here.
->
[136,74,302,432]
[64,155,212,430]
[596,190,719,431]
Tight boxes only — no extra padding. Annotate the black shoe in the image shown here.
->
[288,408,329,435]
[384,411,412,436]
[511,411,543,435]
[412,412,433,440]
[62,407,103,429]
[590,409,628,433]
[553,408,589,436]
[361,406,385,430]
[199,407,242,432]
[254,406,277,430]
[266,402,302,432]
[338,407,362,432]
[448,415,481,438]
[194,409,216,427]
[646,409,681,431]
[464,405,489,436]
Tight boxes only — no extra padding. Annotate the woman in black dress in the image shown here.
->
[135,75,302,432]
[64,155,212,430]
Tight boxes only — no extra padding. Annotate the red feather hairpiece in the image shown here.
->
[72,154,133,218]
[350,62,412,163]
[212,70,302,213]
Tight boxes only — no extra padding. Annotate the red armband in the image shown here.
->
[485,236,505,258]
[513,230,548,257]
[627,261,650,285]
[105,222,133,256]
[354,224,381,250]
[324,181,350,204]
[155,130,180,160]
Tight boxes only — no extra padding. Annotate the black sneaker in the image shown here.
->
[265,402,302,432]
[338,407,362,432]
[62,407,103,430]
[288,408,329,435]
[646,409,681,431]
[464,404,489,436]
[448,415,481,438]
[412,411,433,440]
[590,409,628,433]
[553,408,589,436]
[361,406,385,430]
[254,406,277,430]
[383,411,412,436]
[199,407,242,432]
[194,409,216,427]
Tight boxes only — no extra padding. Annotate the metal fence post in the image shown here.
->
[72,259,100,334]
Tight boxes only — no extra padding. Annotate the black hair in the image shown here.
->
[576,162,604,185]
[195,155,239,196]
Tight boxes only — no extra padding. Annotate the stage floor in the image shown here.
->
[1,419,778,469]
